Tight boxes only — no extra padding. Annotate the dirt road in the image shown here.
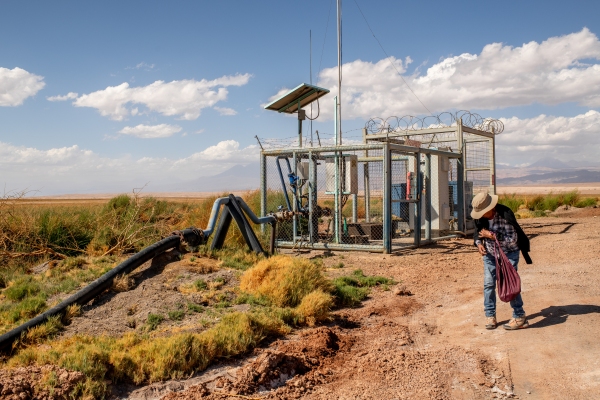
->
[152,208,600,400]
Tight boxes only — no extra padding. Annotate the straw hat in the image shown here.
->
[470,192,498,219]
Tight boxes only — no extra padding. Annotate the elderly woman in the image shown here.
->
[471,192,532,330]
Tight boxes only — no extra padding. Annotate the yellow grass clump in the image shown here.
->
[295,289,334,326]
[240,255,332,307]
[9,311,284,397]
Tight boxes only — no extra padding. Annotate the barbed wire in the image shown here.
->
[365,110,504,135]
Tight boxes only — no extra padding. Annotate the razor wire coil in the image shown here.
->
[365,110,504,135]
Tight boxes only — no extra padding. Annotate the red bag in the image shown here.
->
[491,235,521,302]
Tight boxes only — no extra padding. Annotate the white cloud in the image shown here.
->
[0,140,259,194]
[127,62,155,70]
[47,92,78,102]
[73,73,251,121]
[496,110,600,165]
[0,67,45,106]
[118,124,182,139]
[315,28,600,119]
[214,106,237,116]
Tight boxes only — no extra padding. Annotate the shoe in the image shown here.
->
[503,316,529,330]
[485,316,497,330]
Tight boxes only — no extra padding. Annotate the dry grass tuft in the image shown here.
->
[181,257,220,274]
[295,290,334,326]
[112,273,134,292]
[63,304,81,324]
[17,315,63,347]
[240,255,332,307]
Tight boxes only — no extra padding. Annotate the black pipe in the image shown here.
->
[269,221,277,255]
[275,156,292,210]
[0,227,205,354]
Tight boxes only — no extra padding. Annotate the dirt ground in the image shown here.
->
[149,207,600,400]
[4,207,600,399]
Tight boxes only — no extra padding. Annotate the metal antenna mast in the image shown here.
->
[336,0,342,146]
[310,30,313,147]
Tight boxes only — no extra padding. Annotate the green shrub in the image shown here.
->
[194,279,208,291]
[498,194,524,213]
[576,197,597,207]
[187,303,204,313]
[168,310,185,321]
[332,269,395,307]
[146,314,164,331]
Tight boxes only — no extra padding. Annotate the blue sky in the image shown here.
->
[1,1,600,194]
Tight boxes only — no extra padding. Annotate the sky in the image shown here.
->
[1,0,600,195]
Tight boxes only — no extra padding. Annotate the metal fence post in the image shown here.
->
[383,144,392,253]
[309,150,315,243]
[424,153,431,242]
[260,152,267,234]
[334,96,341,244]
[457,121,465,232]
[292,151,298,243]
[414,152,422,248]
[352,193,357,223]
[363,128,370,223]
[491,134,497,195]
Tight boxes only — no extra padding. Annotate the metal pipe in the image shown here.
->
[457,119,465,232]
[234,197,276,225]
[351,193,357,223]
[424,153,431,241]
[337,0,342,146]
[383,143,392,253]
[334,96,340,244]
[362,129,371,223]
[308,150,316,243]
[260,153,267,234]
[277,242,385,252]
[275,157,292,211]
[292,151,298,242]
[270,222,277,255]
[414,153,422,247]
[262,143,385,156]
[298,100,302,148]
[204,197,232,237]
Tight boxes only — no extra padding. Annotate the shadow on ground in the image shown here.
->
[525,304,600,328]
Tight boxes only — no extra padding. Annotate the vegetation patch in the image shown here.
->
[499,191,598,216]
[146,313,164,331]
[333,269,396,307]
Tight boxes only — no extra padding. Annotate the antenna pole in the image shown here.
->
[310,30,313,147]
[336,0,342,146]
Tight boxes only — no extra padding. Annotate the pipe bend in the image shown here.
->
[235,197,276,225]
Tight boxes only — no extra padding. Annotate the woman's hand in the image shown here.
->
[477,244,487,255]
[479,229,494,239]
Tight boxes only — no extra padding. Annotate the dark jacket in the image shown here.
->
[474,203,532,264]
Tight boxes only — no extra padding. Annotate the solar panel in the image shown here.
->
[264,83,330,114]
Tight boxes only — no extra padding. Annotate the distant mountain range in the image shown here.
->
[496,157,600,184]
[156,163,260,192]
[497,169,600,185]
[153,157,599,192]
